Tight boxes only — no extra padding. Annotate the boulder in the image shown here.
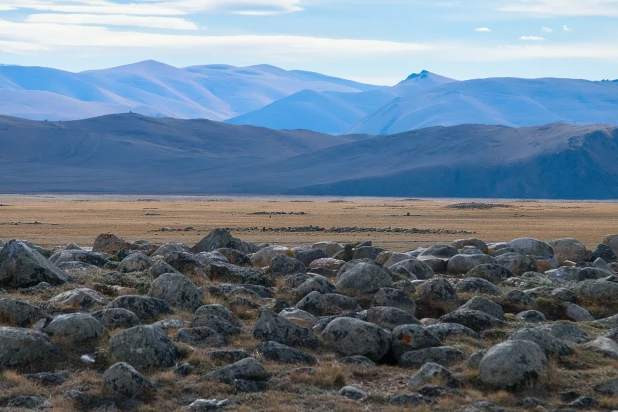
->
[208,350,251,364]
[549,238,590,265]
[335,259,392,295]
[103,362,154,397]
[92,308,140,330]
[278,308,319,328]
[292,247,328,267]
[0,298,48,327]
[584,336,618,359]
[195,305,243,328]
[252,311,318,349]
[574,280,618,303]
[191,228,258,255]
[149,261,180,278]
[366,306,420,330]
[49,288,108,309]
[452,238,488,254]
[118,253,154,273]
[416,278,459,317]
[408,362,461,389]
[269,254,306,275]
[256,341,316,365]
[0,240,70,287]
[419,245,459,259]
[591,243,618,263]
[495,253,537,276]
[175,327,227,348]
[312,241,344,256]
[465,264,514,284]
[459,296,504,321]
[0,327,60,371]
[455,277,502,295]
[93,233,130,255]
[148,273,202,311]
[308,258,345,277]
[595,377,618,396]
[564,303,594,321]
[538,323,591,344]
[391,324,441,361]
[339,386,367,401]
[198,357,270,383]
[352,246,385,260]
[446,254,495,275]
[321,317,390,362]
[372,288,416,314]
[296,275,337,296]
[508,328,573,356]
[217,248,251,266]
[439,310,505,332]
[516,310,547,323]
[250,246,295,267]
[38,313,104,343]
[108,295,173,322]
[383,252,414,267]
[109,325,180,369]
[426,322,481,340]
[49,249,108,267]
[398,346,466,368]
[389,259,434,280]
[192,315,243,337]
[479,340,547,388]
[339,355,376,367]
[603,234,618,253]
[510,238,558,267]
[296,291,360,317]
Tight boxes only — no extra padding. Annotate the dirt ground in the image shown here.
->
[1,195,616,250]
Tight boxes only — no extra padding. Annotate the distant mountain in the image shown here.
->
[1,114,617,199]
[0,61,381,121]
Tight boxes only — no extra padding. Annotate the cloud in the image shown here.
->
[563,25,573,31]
[542,27,553,32]
[500,0,618,17]
[520,36,546,41]
[26,14,199,30]
[475,27,491,32]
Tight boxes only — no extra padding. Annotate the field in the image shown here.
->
[1,195,617,249]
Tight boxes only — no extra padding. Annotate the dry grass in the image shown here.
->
[290,362,347,389]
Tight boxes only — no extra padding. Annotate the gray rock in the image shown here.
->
[278,308,319,327]
[251,246,294,267]
[353,246,385,260]
[453,238,488,254]
[416,278,459,317]
[495,252,537,276]
[191,228,258,255]
[24,371,68,386]
[49,288,108,309]
[372,287,416,313]
[312,241,344,257]
[564,303,594,321]
[103,362,154,397]
[427,322,481,340]
[440,310,505,332]
[49,249,108,267]
[416,256,448,274]
[297,291,359,316]
[118,253,154,273]
[336,259,392,295]
[508,328,573,356]
[295,275,337,296]
[93,233,129,254]
[153,318,189,330]
[459,246,486,255]
[408,362,461,389]
[0,240,70,287]
[511,238,558,267]
[208,350,252,364]
[339,355,376,367]
[603,234,618,253]
[152,242,190,257]
[549,238,590,265]
[149,261,181,278]
[175,327,227,348]
[574,280,618,302]
[195,304,243,327]
[253,311,318,349]
[419,245,459,259]
[0,298,47,327]
[109,325,180,369]
[164,251,205,274]
[538,323,591,344]
[185,399,234,411]
[501,290,539,314]
[383,252,414,267]
[92,308,140,330]
[108,295,173,322]
[321,317,390,362]
[308,258,345,277]
[388,259,434,280]
[595,377,618,395]
[148,273,203,311]
[467,349,487,369]
[590,244,617,263]
[465,264,514,284]
[367,306,420,330]
[516,310,548,323]
[257,341,316,365]
[192,314,243,337]
[584,336,618,359]
[339,386,367,401]
[595,314,618,328]
[198,357,270,383]
[7,395,44,409]
[391,324,441,361]
[269,254,306,275]
[398,346,466,368]
[39,313,104,343]
[0,327,60,371]
[479,340,548,388]
[390,393,432,406]
[292,247,329,267]
[459,296,504,321]
[447,254,496,275]
[455,277,502,295]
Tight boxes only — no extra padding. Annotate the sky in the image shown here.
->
[1,0,618,85]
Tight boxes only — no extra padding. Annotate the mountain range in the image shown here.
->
[1,62,618,134]
[1,113,617,199]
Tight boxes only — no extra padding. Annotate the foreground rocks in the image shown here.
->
[2,229,618,410]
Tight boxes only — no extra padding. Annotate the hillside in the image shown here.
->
[0,114,617,199]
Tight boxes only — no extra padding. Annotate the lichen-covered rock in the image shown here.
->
[398,346,466,368]
[175,327,227,348]
[253,311,318,349]
[416,278,459,317]
[191,228,258,255]
[293,247,329,267]
[465,264,514,284]
[510,238,558,267]
[590,244,617,263]
[49,249,108,267]
[92,308,140,330]
[93,233,130,255]
[508,328,573,356]
[439,310,505,332]
[296,291,360,317]
[118,253,154,273]
[455,277,502,295]
[321,317,390,362]
[408,362,461,389]
[0,298,48,327]
[250,246,295,267]
[256,341,316,365]
[389,259,434,280]
[495,253,538,276]
[278,308,319,328]
[308,258,345,277]
[312,241,344,257]
[336,259,392,295]
[366,306,420,330]
[103,362,154,397]
[269,254,306,275]
[584,337,618,359]
[108,295,173,322]
[0,327,60,371]
[372,287,416,314]
[452,238,488,254]
[549,238,590,265]
[516,310,548,323]
[447,254,496,275]
[39,313,104,343]
[459,296,504,321]
[391,324,441,361]
[479,340,547,388]
[198,357,270,383]
[109,325,180,369]
[49,288,108,309]
[427,322,481,340]
[152,242,191,257]
[148,273,203,311]
[0,240,70,288]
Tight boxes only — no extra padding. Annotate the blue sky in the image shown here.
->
[1,0,618,85]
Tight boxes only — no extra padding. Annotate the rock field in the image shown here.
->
[3,229,618,410]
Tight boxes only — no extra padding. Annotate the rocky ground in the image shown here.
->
[3,230,618,411]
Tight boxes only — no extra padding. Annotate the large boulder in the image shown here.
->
[321,317,390,362]
[511,238,558,267]
[465,264,514,284]
[195,304,243,328]
[452,238,488,254]
[0,327,60,371]
[49,249,108,267]
[389,259,434,280]
[93,233,130,255]
[447,254,496,275]
[118,253,154,273]
[479,340,547,388]
[372,288,416,314]
[352,246,385,260]
[0,240,70,288]
[103,362,154,397]
[191,228,258,255]
[296,291,360,316]
[508,328,573,356]
[458,296,504,321]
[308,258,345,277]
[408,362,462,389]
[152,242,191,257]
[175,327,227,348]
[250,246,295,267]
[48,288,108,309]
[548,238,590,265]
[419,245,459,259]
[335,259,392,295]
[38,313,105,343]
[455,277,502,295]
[109,325,180,369]
[148,273,202,311]
[416,278,459,318]
[108,295,173,322]
[495,253,538,276]
[398,346,466,368]
[366,306,420,330]
[590,244,617,263]
[391,325,441,362]
[198,357,270,383]
[256,341,316,365]
[603,234,618,253]
[293,247,328,267]
[439,310,505,332]
[574,280,618,303]
[269,254,306,275]
[92,308,140,330]
[0,298,48,327]
[252,311,318,349]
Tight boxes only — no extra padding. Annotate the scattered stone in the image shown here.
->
[495,253,538,276]
[447,254,496,275]
[103,362,155,397]
[38,313,105,343]
[339,355,376,367]
[148,273,203,311]
[427,322,481,340]
[0,327,60,371]
[408,362,461,389]
[108,295,174,322]
[175,327,227,348]
[92,308,140,330]
[398,346,466,368]
[416,278,459,318]
[372,287,416,313]
[339,386,367,401]
[253,311,318,349]
[549,238,590,265]
[455,277,503,295]
[335,259,392,295]
[584,336,618,359]
[321,317,390,361]
[366,306,420,329]
[516,310,548,323]
[0,240,71,287]
[465,264,514,284]
[440,310,505,332]
[93,233,130,255]
[109,325,180,369]
[0,298,48,327]
[198,357,270,383]
[459,296,504,321]
[191,228,258,255]
[508,328,573,356]
[49,288,108,309]
[479,340,547,388]
[391,324,441,361]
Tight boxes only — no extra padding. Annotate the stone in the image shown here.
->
[416,278,459,318]
[175,327,227,348]
[511,238,558,267]
[109,325,180,369]
[465,264,514,284]
[584,336,618,359]
[93,233,130,255]
[185,399,234,411]
[39,313,104,343]
[590,244,617,263]
[295,275,337,296]
[297,291,360,316]
[195,304,243,327]
[447,254,496,275]
[372,287,416,313]
[50,249,108,267]
[256,341,316,365]
[0,327,60,371]
[440,310,505,332]
[538,323,591,344]
[92,308,140,330]
[0,240,70,287]
[192,315,243,337]
[278,308,319,328]
[250,246,295,267]
[335,259,392,295]
[312,241,344,257]
[103,362,154,397]
[269,254,306,275]
[321,317,390,362]
[253,311,318,349]
[390,393,432,406]
[501,290,539,314]
[308,258,345,277]
[25,371,68,386]
[153,318,189,330]
[495,252,538,276]
[339,386,367,401]
[49,288,108,309]
[455,277,502,295]
[467,349,487,369]
[293,247,329,267]
[198,357,270,383]
[209,350,252,365]
[516,310,548,323]
[339,355,376,367]
[191,228,258,255]
[0,298,47,327]
[408,362,461,389]
[398,346,466,368]
[575,280,618,302]
[148,273,203,311]
[427,322,481,340]
[152,242,190,257]
[549,238,590,265]
[459,296,504,321]
[118,253,154,273]
[388,259,434,280]
[108,295,173,322]
[508,328,573,356]
[419,245,459,259]
[149,261,180,278]
[391,324,441,361]
[479,340,548,388]
[352,246,385,260]
[564,303,594,321]
[595,377,618,395]
[453,238,488,253]
[7,396,44,409]
[367,306,420,330]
